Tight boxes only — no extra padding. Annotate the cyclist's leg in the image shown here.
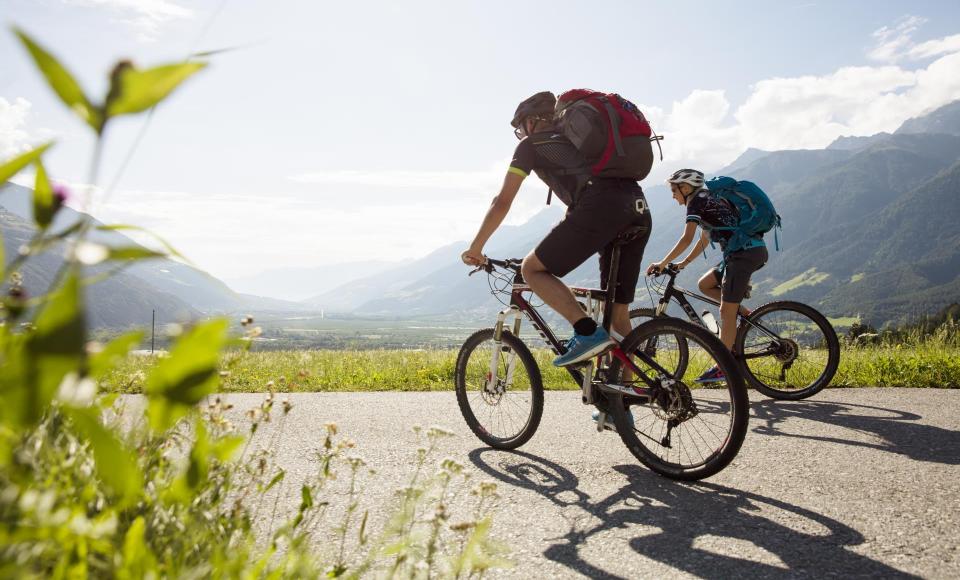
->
[700,267,752,317]
[527,187,634,327]
[520,251,585,324]
[719,247,768,350]
[698,269,723,302]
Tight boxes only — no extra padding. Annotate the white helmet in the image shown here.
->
[666,168,705,189]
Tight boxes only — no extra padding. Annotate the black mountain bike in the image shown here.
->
[454,228,749,481]
[634,264,840,400]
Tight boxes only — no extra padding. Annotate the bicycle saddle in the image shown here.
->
[614,225,649,244]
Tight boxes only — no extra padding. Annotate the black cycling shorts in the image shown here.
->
[710,246,768,303]
[534,179,652,304]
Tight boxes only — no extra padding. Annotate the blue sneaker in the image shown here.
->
[694,365,726,384]
[592,409,634,433]
[553,328,615,367]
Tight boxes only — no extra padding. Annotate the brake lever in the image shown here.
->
[468,261,492,276]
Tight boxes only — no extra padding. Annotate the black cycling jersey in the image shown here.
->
[509,131,589,206]
[686,189,740,249]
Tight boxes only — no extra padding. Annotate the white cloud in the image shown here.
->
[641,23,960,176]
[868,15,927,62]
[289,167,503,192]
[908,34,960,60]
[86,188,508,279]
[0,97,34,158]
[63,0,194,41]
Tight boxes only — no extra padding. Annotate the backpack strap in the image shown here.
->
[598,96,626,157]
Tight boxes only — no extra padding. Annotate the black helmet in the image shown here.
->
[511,91,556,128]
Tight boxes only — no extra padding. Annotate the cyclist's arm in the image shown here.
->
[467,171,525,255]
[655,221,699,266]
[679,228,710,268]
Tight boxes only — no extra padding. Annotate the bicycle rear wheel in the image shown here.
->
[735,301,840,400]
[605,318,749,481]
[454,328,544,449]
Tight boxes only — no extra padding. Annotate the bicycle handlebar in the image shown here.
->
[648,263,681,278]
[467,257,523,276]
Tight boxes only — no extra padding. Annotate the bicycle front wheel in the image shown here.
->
[735,301,840,400]
[605,318,749,481]
[454,328,544,449]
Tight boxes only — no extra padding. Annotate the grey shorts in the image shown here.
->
[711,246,768,303]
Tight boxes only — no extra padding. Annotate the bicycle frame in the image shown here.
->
[651,269,785,357]
[484,259,671,401]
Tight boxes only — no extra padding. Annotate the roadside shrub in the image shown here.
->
[0,29,509,577]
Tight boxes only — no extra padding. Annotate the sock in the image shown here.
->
[573,317,598,336]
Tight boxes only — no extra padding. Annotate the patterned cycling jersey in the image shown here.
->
[509,131,589,206]
[686,188,740,248]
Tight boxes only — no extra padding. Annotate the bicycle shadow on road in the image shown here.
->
[469,448,916,580]
[750,398,959,465]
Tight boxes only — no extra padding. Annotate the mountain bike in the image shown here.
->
[455,227,749,481]
[634,264,840,400]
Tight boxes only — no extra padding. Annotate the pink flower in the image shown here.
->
[52,183,70,209]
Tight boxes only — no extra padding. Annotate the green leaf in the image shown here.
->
[107,247,167,261]
[66,406,143,507]
[14,29,99,130]
[24,271,85,426]
[301,485,313,510]
[106,62,207,117]
[0,142,53,184]
[89,331,144,380]
[33,159,55,229]
[97,224,190,263]
[212,434,244,462]
[118,517,158,579]
[0,214,4,280]
[145,318,229,431]
[262,470,285,493]
[186,419,210,490]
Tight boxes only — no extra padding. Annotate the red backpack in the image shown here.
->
[554,89,659,181]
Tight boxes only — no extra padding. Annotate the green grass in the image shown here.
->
[770,268,831,297]
[101,341,960,393]
[827,316,861,328]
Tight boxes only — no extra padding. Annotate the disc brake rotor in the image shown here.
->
[774,338,800,364]
[650,376,698,422]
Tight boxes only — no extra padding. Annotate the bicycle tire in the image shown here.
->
[606,318,749,481]
[628,307,690,379]
[455,328,544,449]
[735,300,840,400]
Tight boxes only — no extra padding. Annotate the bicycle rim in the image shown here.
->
[607,319,749,480]
[454,329,543,449]
[736,301,840,400]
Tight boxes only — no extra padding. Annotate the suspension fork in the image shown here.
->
[491,306,523,391]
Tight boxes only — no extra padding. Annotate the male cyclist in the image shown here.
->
[646,168,768,383]
[461,91,652,367]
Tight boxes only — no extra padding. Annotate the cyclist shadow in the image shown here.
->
[750,398,959,465]
[469,448,914,579]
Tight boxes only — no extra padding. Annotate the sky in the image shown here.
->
[2,0,960,281]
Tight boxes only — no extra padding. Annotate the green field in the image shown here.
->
[101,341,960,393]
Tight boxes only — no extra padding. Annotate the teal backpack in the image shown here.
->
[705,176,782,255]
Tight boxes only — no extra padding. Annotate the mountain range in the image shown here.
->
[0,183,312,329]
[303,99,960,327]
[4,99,959,329]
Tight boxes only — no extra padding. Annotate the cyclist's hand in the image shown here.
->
[675,261,687,271]
[646,261,665,276]
[461,248,485,267]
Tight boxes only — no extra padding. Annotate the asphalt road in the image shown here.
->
[213,389,960,579]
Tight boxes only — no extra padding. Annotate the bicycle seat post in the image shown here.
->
[602,244,621,334]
